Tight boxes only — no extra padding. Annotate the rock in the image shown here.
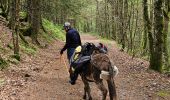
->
[24,74,31,78]
[152,83,157,86]
[11,91,16,96]
[148,94,152,97]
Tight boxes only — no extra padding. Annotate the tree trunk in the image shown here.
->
[150,0,163,72]
[27,0,32,24]
[163,0,170,71]
[132,0,139,57]
[109,0,116,40]
[95,0,99,33]
[0,0,10,20]
[119,0,125,51]
[31,0,40,45]
[143,0,155,71]
[10,0,20,55]
[142,0,148,52]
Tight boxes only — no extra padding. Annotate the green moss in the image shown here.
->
[7,43,13,49]
[20,43,37,55]
[42,19,65,41]
[157,90,170,98]
[0,58,8,70]
[19,11,27,20]
[0,79,5,86]
[0,45,6,52]
[8,56,19,65]
[41,31,53,43]
[10,54,20,61]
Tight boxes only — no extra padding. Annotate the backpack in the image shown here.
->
[70,42,95,70]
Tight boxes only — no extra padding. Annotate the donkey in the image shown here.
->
[69,43,118,100]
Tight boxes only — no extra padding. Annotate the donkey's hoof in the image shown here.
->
[69,80,76,85]
[89,97,92,100]
[83,95,86,99]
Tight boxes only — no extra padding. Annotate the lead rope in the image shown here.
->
[60,55,70,75]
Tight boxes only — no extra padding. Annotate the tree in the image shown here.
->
[10,0,20,55]
[150,0,163,72]
[162,0,170,71]
[142,0,149,53]
[31,0,41,45]
[0,0,10,20]
[109,0,116,40]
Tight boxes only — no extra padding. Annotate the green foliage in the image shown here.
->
[42,19,65,41]
[10,54,20,61]
[7,43,13,50]
[20,43,37,55]
[0,58,8,70]
[0,42,6,52]
[157,90,170,98]
[0,79,5,86]
[7,42,35,56]
[19,11,27,20]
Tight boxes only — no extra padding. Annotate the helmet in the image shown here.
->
[63,22,71,29]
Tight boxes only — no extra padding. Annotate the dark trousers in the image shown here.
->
[67,48,75,64]
[67,48,79,84]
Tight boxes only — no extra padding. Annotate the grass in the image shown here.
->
[156,90,170,98]
[19,12,27,20]
[20,42,37,55]
[0,42,6,53]
[0,18,65,67]
[0,78,5,86]
[42,19,65,41]
[0,58,8,70]
[18,18,65,55]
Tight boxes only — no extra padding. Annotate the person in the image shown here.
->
[60,22,82,84]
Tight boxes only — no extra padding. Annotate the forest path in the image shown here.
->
[0,34,170,100]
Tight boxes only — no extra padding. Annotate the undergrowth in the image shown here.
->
[157,90,170,98]
[42,19,65,41]
[20,42,37,55]
[0,57,8,70]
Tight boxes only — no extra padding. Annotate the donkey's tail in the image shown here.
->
[100,65,118,80]
[107,63,118,100]
[112,65,119,77]
[100,64,118,100]
[107,78,117,100]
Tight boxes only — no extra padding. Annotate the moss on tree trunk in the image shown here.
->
[150,0,163,72]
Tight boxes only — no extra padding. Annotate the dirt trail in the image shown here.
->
[0,34,170,100]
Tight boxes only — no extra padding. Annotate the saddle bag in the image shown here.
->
[70,43,95,71]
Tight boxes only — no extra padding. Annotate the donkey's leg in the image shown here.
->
[83,85,87,99]
[82,76,92,100]
[107,78,117,100]
[95,82,107,100]
[81,76,87,99]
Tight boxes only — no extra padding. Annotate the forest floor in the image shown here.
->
[0,24,170,100]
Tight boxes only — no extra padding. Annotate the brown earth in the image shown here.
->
[0,25,170,100]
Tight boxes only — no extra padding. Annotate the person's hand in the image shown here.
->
[60,49,64,55]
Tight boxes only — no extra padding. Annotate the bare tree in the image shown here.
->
[150,0,163,72]
[30,0,41,45]
[10,0,20,55]
[163,0,170,71]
